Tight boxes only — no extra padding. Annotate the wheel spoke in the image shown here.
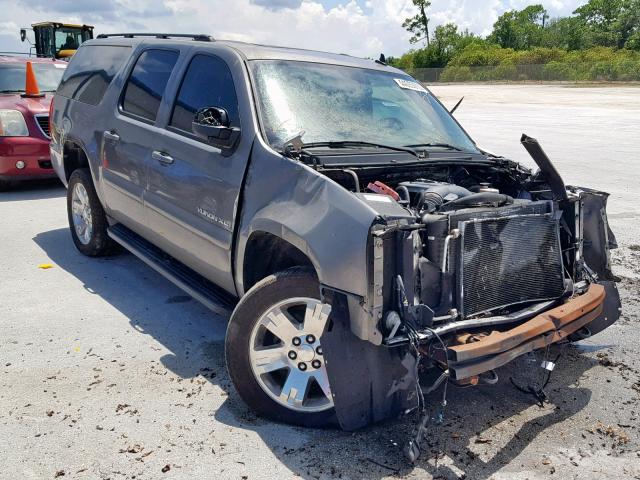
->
[303,302,332,338]
[252,346,288,375]
[280,368,311,408]
[261,306,299,342]
[78,185,88,205]
[72,200,83,216]
[313,368,332,401]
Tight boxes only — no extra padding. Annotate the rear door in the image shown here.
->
[102,48,179,234]
[144,52,245,295]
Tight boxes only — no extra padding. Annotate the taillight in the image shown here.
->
[48,97,54,140]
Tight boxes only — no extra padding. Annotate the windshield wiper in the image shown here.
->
[405,142,466,152]
[290,140,422,159]
[0,89,24,93]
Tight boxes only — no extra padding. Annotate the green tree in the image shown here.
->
[402,0,432,46]
[392,0,640,78]
[627,31,640,50]
[541,16,589,50]
[574,0,623,27]
[572,0,640,48]
[391,25,483,69]
[618,0,640,49]
[488,4,550,50]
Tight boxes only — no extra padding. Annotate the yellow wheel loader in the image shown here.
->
[20,22,94,59]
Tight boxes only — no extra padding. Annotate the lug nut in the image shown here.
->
[316,346,323,355]
[292,337,301,346]
[312,359,322,369]
[288,351,297,360]
[298,362,307,371]
[306,334,316,344]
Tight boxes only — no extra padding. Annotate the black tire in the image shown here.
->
[67,168,114,257]
[225,268,336,428]
[0,178,10,192]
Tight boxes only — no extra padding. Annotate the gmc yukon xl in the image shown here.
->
[50,34,621,434]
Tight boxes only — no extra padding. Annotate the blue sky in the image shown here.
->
[0,0,585,57]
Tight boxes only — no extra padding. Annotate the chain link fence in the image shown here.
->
[404,62,640,83]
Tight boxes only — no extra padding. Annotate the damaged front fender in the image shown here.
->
[571,186,622,335]
[321,290,418,431]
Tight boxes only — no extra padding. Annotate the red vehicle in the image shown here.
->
[0,56,66,190]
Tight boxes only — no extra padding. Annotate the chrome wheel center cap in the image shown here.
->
[297,345,315,362]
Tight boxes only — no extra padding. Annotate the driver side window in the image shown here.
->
[169,54,239,135]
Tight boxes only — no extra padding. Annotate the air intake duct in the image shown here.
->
[439,192,514,212]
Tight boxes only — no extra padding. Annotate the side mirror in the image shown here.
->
[20,29,27,42]
[192,107,240,151]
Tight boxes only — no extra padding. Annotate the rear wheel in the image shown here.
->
[67,168,114,256]
[225,268,336,427]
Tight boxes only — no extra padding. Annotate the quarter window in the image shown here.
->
[122,49,179,122]
[57,45,130,105]
[170,54,239,133]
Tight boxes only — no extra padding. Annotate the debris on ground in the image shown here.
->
[589,421,631,447]
[119,444,144,454]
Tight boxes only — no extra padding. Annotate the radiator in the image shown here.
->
[458,214,565,317]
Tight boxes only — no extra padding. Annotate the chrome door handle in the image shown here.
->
[152,150,174,165]
[103,131,120,142]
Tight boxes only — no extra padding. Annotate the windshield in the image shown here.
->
[55,28,88,52]
[251,60,478,154]
[0,63,66,93]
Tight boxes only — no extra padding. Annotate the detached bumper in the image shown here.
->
[447,284,606,381]
[0,137,56,181]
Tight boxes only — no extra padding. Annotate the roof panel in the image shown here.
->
[84,35,403,73]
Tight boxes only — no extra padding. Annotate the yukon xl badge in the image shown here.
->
[197,207,232,231]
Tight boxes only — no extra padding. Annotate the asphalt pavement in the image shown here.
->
[1,84,639,479]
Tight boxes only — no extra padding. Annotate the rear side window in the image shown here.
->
[57,45,131,105]
[170,54,239,133]
[122,49,179,122]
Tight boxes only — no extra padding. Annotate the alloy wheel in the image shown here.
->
[71,182,93,245]
[248,297,333,413]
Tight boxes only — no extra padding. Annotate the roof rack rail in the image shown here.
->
[96,33,214,42]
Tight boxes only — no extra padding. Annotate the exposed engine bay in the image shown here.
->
[315,136,618,333]
[307,135,621,437]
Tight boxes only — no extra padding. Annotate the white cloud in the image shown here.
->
[0,0,585,58]
[0,21,20,36]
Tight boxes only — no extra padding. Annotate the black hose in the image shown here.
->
[439,192,514,211]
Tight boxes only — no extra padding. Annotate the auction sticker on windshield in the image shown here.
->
[394,78,427,93]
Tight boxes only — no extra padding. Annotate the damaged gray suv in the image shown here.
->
[50,33,621,432]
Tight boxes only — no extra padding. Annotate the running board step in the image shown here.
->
[108,224,236,316]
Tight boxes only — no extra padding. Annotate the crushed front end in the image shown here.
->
[319,136,621,431]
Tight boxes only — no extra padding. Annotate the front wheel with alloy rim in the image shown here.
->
[225,268,336,427]
[67,168,114,257]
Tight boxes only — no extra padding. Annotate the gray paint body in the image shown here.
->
[51,37,386,301]
[50,37,621,431]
